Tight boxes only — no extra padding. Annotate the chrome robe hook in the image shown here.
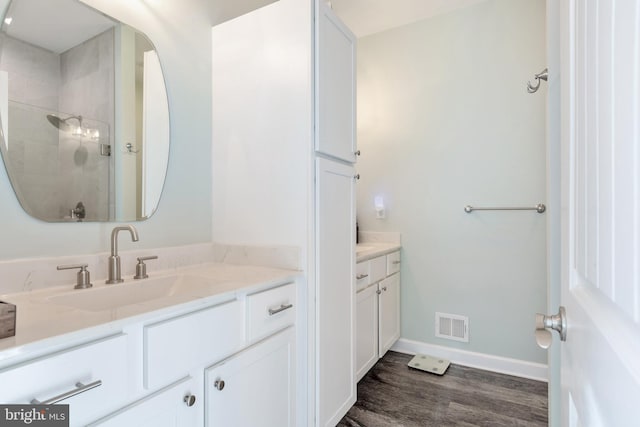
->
[527,68,548,93]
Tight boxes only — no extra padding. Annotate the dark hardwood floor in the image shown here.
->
[338,351,548,427]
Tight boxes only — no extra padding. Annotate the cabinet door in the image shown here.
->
[316,157,356,426]
[378,273,400,357]
[205,328,295,427]
[356,285,378,382]
[315,0,356,162]
[88,377,200,427]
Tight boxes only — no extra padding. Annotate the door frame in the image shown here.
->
[545,0,562,425]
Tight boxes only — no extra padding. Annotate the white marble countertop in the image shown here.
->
[356,242,402,263]
[0,262,300,364]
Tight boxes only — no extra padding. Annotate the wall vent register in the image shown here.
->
[435,312,469,343]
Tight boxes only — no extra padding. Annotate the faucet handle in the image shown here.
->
[134,256,158,280]
[57,264,93,289]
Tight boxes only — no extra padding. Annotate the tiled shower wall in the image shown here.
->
[58,29,114,221]
[0,30,113,221]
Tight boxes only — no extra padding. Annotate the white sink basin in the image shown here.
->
[46,275,222,312]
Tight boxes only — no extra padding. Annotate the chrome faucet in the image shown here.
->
[106,225,139,284]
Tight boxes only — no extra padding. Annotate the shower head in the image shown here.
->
[47,114,70,131]
[46,114,83,133]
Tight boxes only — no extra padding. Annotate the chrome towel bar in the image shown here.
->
[464,204,546,214]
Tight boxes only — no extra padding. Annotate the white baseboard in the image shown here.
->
[391,338,548,382]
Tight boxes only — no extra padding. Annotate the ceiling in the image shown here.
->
[3,0,116,53]
[329,0,489,38]
[1,0,278,54]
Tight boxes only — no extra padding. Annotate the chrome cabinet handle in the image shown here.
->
[376,289,382,295]
[354,174,360,180]
[382,286,387,292]
[214,379,225,391]
[356,274,369,280]
[392,261,401,265]
[30,380,102,405]
[268,303,293,316]
[183,393,196,407]
[355,150,361,156]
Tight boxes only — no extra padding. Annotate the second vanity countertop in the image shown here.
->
[0,262,300,364]
[356,242,401,263]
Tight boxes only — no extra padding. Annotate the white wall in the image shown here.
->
[211,4,313,422]
[356,0,547,363]
[211,0,312,252]
[0,0,213,262]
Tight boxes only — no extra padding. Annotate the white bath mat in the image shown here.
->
[407,354,451,376]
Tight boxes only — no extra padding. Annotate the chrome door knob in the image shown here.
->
[214,379,225,391]
[183,394,196,407]
[535,306,567,349]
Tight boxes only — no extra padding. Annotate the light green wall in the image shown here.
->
[356,0,548,363]
[0,0,213,260]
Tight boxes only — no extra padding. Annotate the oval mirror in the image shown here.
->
[0,0,170,222]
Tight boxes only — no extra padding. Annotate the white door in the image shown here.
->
[556,1,640,425]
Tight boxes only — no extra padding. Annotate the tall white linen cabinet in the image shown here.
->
[211,0,358,425]
[314,1,358,426]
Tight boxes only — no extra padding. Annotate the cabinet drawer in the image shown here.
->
[355,261,370,292]
[386,251,401,275]
[0,334,130,426]
[144,299,243,390]
[246,283,295,342]
[369,256,386,283]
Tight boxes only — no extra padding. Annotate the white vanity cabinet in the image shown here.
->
[103,281,295,426]
[0,275,299,427]
[204,327,295,427]
[356,251,401,381]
